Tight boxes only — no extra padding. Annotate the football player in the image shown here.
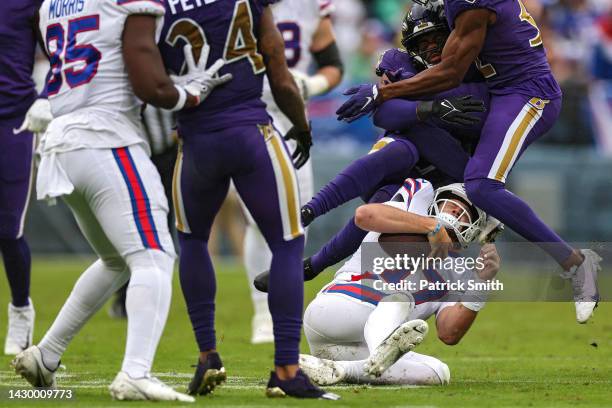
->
[244,0,344,345]
[336,0,601,323]
[0,0,52,356]
[301,5,488,228]
[299,179,501,385]
[12,0,228,401]
[158,0,338,400]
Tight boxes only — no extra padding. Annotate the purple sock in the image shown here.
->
[267,236,304,366]
[306,138,418,217]
[311,184,401,274]
[178,232,217,351]
[0,237,31,307]
[465,178,573,264]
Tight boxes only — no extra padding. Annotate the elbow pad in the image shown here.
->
[312,41,344,75]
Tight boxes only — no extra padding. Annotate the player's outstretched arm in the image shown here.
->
[259,7,309,132]
[122,15,198,110]
[355,204,439,235]
[304,17,343,96]
[435,304,478,345]
[378,9,493,101]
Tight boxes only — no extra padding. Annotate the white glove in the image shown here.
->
[478,215,504,244]
[13,98,53,134]
[171,44,233,104]
[289,69,330,101]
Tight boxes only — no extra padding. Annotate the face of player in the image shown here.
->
[415,31,447,65]
[438,198,472,225]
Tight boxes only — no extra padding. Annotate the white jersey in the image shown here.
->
[38,0,164,153]
[335,178,435,280]
[262,0,334,131]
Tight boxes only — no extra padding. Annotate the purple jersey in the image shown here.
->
[445,0,561,98]
[0,0,41,119]
[159,0,279,133]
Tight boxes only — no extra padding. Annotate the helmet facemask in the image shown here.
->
[428,184,486,248]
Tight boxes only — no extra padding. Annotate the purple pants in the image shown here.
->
[464,93,573,264]
[0,116,34,239]
[174,123,304,366]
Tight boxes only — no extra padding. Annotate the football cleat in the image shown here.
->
[11,345,57,388]
[187,352,227,395]
[253,258,320,294]
[266,369,340,400]
[5,299,35,355]
[364,319,428,378]
[109,371,194,402]
[299,354,346,386]
[251,312,274,344]
[301,205,315,227]
[566,249,601,324]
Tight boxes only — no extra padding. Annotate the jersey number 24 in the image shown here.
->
[165,0,265,75]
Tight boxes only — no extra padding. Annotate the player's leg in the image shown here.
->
[303,137,419,224]
[463,95,599,321]
[233,124,304,368]
[299,291,371,385]
[363,295,428,377]
[0,119,35,355]
[243,154,313,344]
[172,137,230,395]
[335,352,450,385]
[309,184,401,276]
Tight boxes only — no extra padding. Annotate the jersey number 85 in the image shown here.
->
[45,15,101,96]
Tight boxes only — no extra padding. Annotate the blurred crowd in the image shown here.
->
[321,0,612,151]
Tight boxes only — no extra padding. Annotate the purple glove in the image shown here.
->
[336,83,379,123]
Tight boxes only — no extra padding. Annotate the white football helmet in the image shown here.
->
[428,183,487,248]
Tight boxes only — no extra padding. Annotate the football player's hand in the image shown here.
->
[171,44,233,105]
[475,243,500,281]
[427,220,453,259]
[289,69,310,101]
[336,83,379,123]
[14,98,53,134]
[253,259,320,293]
[417,95,485,126]
[284,125,313,169]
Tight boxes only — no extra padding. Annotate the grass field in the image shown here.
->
[0,257,610,407]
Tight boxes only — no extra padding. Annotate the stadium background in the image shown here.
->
[25,0,612,255]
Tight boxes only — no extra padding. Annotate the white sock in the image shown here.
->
[243,223,272,317]
[38,258,129,370]
[121,250,173,379]
[338,352,448,385]
[363,297,414,353]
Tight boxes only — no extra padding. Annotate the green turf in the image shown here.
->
[1,257,610,407]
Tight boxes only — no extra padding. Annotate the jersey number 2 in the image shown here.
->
[165,0,265,75]
[45,15,101,96]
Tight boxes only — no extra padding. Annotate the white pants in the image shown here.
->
[37,145,176,378]
[303,291,450,385]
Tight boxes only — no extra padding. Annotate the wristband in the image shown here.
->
[461,301,486,312]
[427,219,442,237]
[170,85,187,112]
[304,74,330,98]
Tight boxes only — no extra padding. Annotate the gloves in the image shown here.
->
[284,125,313,169]
[416,95,485,126]
[171,44,233,106]
[253,258,318,293]
[336,83,379,123]
[13,98,53,134]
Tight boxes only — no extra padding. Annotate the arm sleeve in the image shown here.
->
[373,98,420,130]
[446,0,498,29]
